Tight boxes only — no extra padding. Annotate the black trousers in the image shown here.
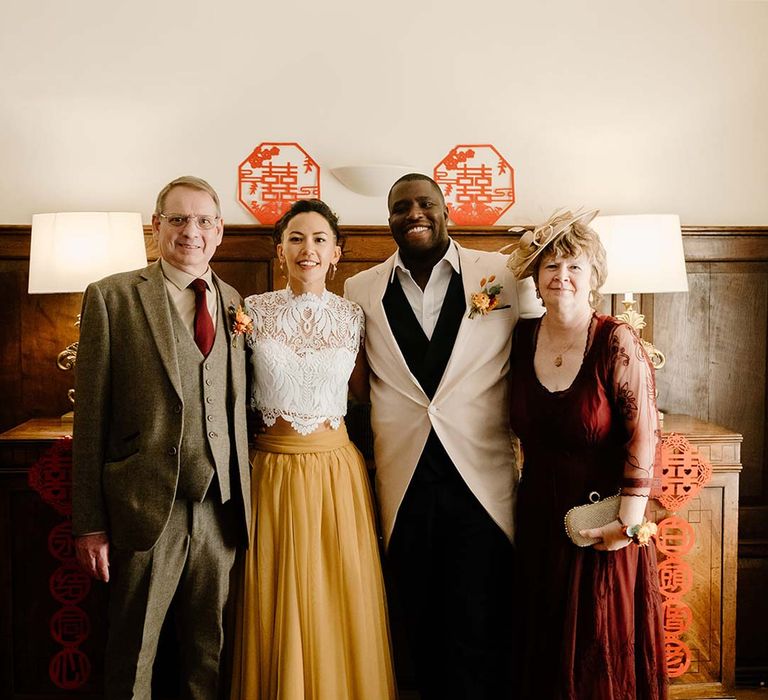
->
[388,469,518,700]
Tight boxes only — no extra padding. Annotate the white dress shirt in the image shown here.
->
[391,239,461,340]
[160,259,219,334]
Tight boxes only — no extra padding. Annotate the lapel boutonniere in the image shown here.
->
[228,301,254,347]
[468,275,510,319]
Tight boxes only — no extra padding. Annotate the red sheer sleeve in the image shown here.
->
[608,322,662,500]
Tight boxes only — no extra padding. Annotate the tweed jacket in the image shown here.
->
[345,243,542,548]
[72,261,250,551]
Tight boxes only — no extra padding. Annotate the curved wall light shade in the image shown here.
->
[330,165,417,197]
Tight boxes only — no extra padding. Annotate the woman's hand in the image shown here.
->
[579,519,632,552]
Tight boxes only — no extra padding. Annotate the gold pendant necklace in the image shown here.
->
[544,313,593,367]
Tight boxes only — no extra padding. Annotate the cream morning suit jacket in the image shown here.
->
[345,243,542,548]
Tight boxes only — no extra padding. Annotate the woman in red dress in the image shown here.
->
[508,209,668,699]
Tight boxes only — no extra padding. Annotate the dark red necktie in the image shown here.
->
[189,278,214,356]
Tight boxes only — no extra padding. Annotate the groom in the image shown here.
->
[345,173,541,699]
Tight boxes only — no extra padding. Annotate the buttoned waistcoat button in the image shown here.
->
[167,446,178,456]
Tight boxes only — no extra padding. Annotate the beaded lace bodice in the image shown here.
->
[245,289,364,435]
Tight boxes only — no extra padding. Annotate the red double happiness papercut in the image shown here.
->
[28,436,73,516]
[434,144,515,225]
[28,437,92,690]
[658,433,713,511]
[238,142,320,224]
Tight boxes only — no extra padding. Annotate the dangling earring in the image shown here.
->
[534,287,541,299]
[278,258,285,279]
[329,263,338,281]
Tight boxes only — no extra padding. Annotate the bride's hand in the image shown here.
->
[579,520,632,552]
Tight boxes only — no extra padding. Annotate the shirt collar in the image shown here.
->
[390,238,460,283]
[160,259,214,292]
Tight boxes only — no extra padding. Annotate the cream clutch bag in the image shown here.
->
[564,492,620,547]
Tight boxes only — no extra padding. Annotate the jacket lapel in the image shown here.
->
[432,245,482,395]
[137,262,183,400]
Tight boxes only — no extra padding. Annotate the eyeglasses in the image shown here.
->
[159,213,220,230]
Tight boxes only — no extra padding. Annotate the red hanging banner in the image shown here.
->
[28,437,93,690]
[656,433,713,680]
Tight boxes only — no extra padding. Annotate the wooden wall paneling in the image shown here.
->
[708,264,768,505]
[210,261,270,301]
[0,261,23,434]
[667,486,725,686]
[654,264,711,419]
[20,290,83,421]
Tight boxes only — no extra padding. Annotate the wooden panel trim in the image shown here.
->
[3,224,768,261]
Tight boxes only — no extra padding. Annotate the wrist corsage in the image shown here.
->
[468,275,510,319]
[228,302,254,346]
[619,517,658,546]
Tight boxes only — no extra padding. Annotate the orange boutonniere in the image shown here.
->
[228,302,254,346]
[468,275,510,319]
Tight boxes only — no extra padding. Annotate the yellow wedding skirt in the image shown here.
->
[231,423,397,700]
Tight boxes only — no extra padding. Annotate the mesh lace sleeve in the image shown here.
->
[609,322,662,497]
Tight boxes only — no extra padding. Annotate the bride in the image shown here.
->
[230,199,396,700]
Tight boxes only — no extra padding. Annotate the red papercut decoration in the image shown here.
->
[50,564,91,605]
[238,142,320,224]
[657,556,693,599]
[29,438,92,689]
[28,436,73,516]
[50,606,91,646]
[655,516,696,557]
[662,599,693,635]
[655,433,713,682]
[49,648,92,690]
[664,638,692,678]
[658,433,713,511]
[434,144,515,225]
[48,520,75,561]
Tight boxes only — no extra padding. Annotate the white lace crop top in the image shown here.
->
[245,288,364,435]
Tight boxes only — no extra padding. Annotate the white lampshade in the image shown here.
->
[28,212,147,293]
[330,165,416,197]
[591,214,689,295]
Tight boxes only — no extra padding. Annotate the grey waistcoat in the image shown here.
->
[170,293,232,502]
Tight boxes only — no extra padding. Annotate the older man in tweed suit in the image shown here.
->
[72,176,250,699]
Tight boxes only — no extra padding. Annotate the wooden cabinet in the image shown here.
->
[0,415,743,698]
[0,419,107,699]
[658,415,741,700]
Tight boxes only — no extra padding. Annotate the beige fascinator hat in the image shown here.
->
[507,208,599,280]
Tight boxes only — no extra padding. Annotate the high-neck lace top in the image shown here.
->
[245,288,364,436]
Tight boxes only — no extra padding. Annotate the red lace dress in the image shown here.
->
[509,315,667,700]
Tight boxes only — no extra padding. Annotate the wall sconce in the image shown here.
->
[330,165,416,197]
[592,214,688,369]
[28,212,148,419]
